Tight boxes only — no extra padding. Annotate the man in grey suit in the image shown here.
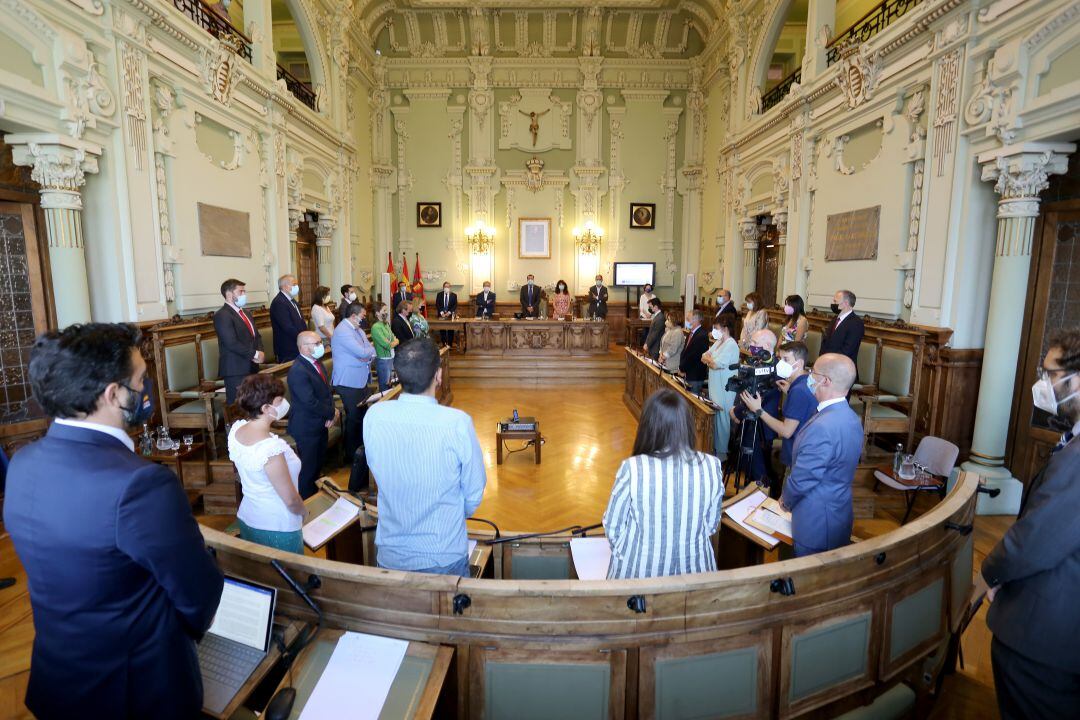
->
[982,329,1080,719]
[780,353,862,557]
[642,298,665,360]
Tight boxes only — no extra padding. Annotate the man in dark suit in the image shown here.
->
[715,288,737,319]
[679,310,710,395]
[336,284,356,324]
[270,273,307,363]
[214,278,265,403]
[3,323,223,719]
[982,330,1080,718]
[819,289,865,377]
[519,274,540,318]
[475,281,496,317]
[781,353,863,557]
[435,281,458,347]
[287,331,339,499]
[392,284,412,314]
[391,299,416,344]
[643,298,665,360]
[587,275,609,319]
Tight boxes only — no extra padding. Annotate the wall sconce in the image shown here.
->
[573,221,603,254]
[466,222,495,253]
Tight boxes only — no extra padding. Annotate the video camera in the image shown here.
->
[725,348,779,396]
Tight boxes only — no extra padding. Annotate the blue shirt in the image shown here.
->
[363,394,487,570]
[780,373,817,466]
[330,320,375,389]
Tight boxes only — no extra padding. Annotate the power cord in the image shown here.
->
[501,435,545,456]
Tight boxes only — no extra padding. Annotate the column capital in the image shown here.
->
[6,134,102,209]
[739,218,760,247]
[314,217,336,241]
[773,209,789,238]
[978,142,1074,217]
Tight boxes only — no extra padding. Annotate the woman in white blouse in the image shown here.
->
[603,388,725,579]
[638,283,656,319]
[229,374,306,553]
[311,285,336,344]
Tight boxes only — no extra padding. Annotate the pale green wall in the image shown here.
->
[0,33,44,87]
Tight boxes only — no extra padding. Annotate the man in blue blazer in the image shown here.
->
[4,323,223,719]
[475,281,496,317]
[781,353,863,557]
[331,304,375,472]
[288,330,338,498]
[270,274,307,363]
[519,275,540,318]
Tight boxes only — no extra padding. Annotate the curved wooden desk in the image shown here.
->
[202,472,978,719]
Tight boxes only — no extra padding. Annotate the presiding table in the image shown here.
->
[426,318,609,356]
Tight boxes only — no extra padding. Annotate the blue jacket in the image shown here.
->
[3,423,223,719]
[270,291,307,362]
[475,290,496,317]
[331,320,375,389]
[287,356,336,437]
[782,400,863,556]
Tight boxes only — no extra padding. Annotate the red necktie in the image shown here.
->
[236,308,255,338]
[314,360,327,384]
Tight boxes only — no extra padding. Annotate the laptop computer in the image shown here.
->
[198,575,277,715]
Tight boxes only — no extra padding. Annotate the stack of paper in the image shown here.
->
[723,490,780,548]
[302,496,360,549]
[570,537,612,580]
[299,632,408,720]
[745,498,793,542]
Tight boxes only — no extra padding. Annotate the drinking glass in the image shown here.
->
[898,454,917,481]
[183,434,194,449]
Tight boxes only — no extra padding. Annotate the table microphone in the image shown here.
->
[266,560,324,720]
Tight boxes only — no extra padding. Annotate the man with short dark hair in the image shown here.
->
[519,274,540,317]
[820,289,864,375]
[336,284,357,324]
[475,280,496,317]
[983,328,1080,718]
[680,309,710,395]
[391,299,415,344]
[587,275,609,319]
[214,278,264,403]
[332,303,375,477]
[731,329,782,491]
[643,297,665,360]
[435,281,458,347]
[4,323,224,719]
[363,338,486,575]
[270,273,307,362]
[287,330,338,499]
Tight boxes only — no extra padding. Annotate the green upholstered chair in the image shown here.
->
[852,344,918,455]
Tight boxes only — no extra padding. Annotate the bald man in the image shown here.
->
[286,331,339,498]
[780,353,863,556]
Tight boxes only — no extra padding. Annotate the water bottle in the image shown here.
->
[512,408,519,422]
[893,443,903,474]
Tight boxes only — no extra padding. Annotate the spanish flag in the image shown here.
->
[399,253,410,294]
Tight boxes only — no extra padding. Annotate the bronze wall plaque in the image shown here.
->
[825,205,880,261]
[198,202,252,257]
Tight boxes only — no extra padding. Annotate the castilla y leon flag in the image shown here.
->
[387,252,396,293]
[412,253,425,315]
[399,253,410,295]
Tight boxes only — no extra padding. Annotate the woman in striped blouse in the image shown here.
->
[603,388,726,579]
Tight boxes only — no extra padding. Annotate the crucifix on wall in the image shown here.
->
[519,109,550,146]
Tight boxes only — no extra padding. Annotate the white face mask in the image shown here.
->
[528,280,534,286]
[289,284,299,297]
[443,287,450,293]
[595,280,602,286]
[271,397,290,420]
[234,293,247,307]
[1032,372,1078,416]
[775,359,796,379]
[746,302,755,311]
[710,327,722,341]
[483,286,491,292]
[347,292,356,302]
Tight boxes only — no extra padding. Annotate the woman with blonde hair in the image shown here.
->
[370,303,398,390]
[659,312,685,373]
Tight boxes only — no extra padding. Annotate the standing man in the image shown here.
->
[392,282,412,313]
[364,339,486,576]
[391,299,416,344]
[270,274,307,363]
[214,278,264,403]
[336,284,356,324]
[4,323,223,719]
[715,288,737,319]
[475,281,496,318]
[820,289,864,376]
[287,331,338,499]
[588,275,609,319]
[331,304,375,475]
[519,274,540,318]
[780,353,862,556]
[680,310,710,395]
[435,281,458,347]
[643,298,665,360]
[982,329,1080,718]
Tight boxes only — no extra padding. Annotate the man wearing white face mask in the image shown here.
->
[214,278,265,404]
[332,304,376,479]
[588,275,609,319]
[982,328,1080,719]
[287,331,339,499]
[270,273,307,362]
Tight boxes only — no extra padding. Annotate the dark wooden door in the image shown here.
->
[295,219,318,311]
[756,225,779,308]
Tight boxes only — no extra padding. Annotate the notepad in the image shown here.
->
[302,496,360,550]
[570,537,612,580]
[723,489,780,548]
[745,498,793,543]
[298,632,408,720]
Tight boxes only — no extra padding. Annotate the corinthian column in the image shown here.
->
[961,143,1073,513]
[773,209,789,294]
[7,135,102,328]
[739,219,760,297]
[314,217,336,286]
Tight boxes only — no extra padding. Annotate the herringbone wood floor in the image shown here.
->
[0,384,1005,718]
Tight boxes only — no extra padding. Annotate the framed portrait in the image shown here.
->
[629,202,656,229]
[518,217,552,258]
[417,202,442,227]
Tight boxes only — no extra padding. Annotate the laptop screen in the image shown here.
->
[206,576,276,652]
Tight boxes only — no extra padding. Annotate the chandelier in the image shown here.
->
[573,221,603,254]
[466,222,495,253]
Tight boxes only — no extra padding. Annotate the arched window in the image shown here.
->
[271,0,319,110]
[759,1,808,112]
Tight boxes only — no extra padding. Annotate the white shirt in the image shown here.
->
[715,300,731,315]
[278,290,303,320]
[54,418,135,452]
[638,292,656,319]
[311,304,334,339]
[229,421,304,532]
[817,397,847,412]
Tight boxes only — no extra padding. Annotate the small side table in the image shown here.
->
[145,441,211,507]
[873,465,945,524]
[496,422,541,465]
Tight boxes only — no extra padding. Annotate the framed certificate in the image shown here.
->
[518,217,552,258]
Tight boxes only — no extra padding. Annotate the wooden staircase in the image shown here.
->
[452,348,626,387]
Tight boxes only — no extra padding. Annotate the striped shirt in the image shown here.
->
[363,393,486,570]
[603,452,725,579]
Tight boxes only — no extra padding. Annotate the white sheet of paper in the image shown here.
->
[570,537,612,580]
[751,505,793,537]
[468,539,478,559]
[723,490,780,548]
[302,496,360,549]
[298,631,408,720]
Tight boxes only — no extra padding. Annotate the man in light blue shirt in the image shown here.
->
[363,338,486,575]
[332,303,376,473]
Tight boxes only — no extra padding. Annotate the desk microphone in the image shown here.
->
[266,560,324,720]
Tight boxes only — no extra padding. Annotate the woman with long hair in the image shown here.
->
[551,279,573,318]
[739,292,768,350]
[781,294,808,343]
[603,389,725,579]
[311,285,335,344]
[703,313,740,460]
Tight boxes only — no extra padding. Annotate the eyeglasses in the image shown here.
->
[809,370,833,383]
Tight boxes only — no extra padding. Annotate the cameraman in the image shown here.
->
[730,329,781,491]
[741,341,817,498]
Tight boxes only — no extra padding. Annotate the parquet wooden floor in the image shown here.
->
[0,384,1008,718]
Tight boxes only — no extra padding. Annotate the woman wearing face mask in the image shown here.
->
[409,296,430,338]
[552,279,573,319]
[371,303,398,391]
[739,292,768,350]
[229,374,305,553]
[702,313,740,460]
[638,284,656,320]
[659,313,686,373]
[311,285,335,345]
[781,294,808,343]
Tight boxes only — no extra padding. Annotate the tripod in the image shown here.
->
[729,409,764,492]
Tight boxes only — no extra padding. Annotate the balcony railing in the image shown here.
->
[172,0,252,62]
[761,67,802,113]
[276,64,317,111]
[826,0,925,65]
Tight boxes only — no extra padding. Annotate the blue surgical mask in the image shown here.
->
[312,343,325,360]
[289,284,300,297]
[806,374,817,393]
[235,294,247,307]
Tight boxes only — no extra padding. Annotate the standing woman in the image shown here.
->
[739,292,768,350]
[638,283,656,319]
[703,313,740,461]
[371,303,398,391]
[603,388,725,579]
[311,285,335,346]
[659,313,685,373]
[781,294,808,343]
[552,279,573,318]
[229,374,305,553]
[409,297,430,338]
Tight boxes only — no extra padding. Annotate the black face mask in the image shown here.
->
[120,377,155,427]
[830,303,841,314]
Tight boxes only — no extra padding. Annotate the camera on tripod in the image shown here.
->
[725,348,779,396]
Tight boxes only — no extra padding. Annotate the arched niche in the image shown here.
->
[749,0,807,96]
[271,0,327,97]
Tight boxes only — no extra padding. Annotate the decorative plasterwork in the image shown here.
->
[149,78,178,298]
[494,10,578,57]
[200,35,243,106]
[963,52,1016,145]
[498,89,573,151]
[388,9,468,58]
[121,44,147,172]
[977,0,1030,23]
[501,171,569,229]
[834,41,882,109]
[931,49,961,173]
[65,0,103,15]
[658,108,682,273]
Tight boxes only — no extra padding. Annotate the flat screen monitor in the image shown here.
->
[613,262,655,287]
